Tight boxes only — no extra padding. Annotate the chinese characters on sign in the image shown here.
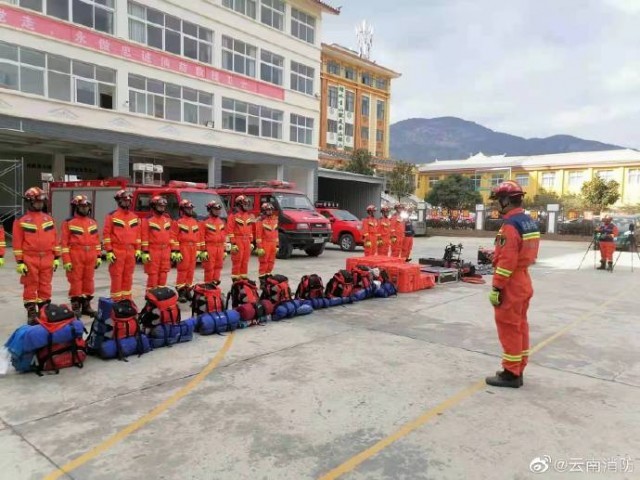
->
[336,86,346,150]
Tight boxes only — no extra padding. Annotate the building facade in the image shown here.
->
[417,150,640,207]
[318,42,400,171]
[0,0,339,203]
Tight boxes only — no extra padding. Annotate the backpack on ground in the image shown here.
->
[325,270,354,298]
[260,274,292,306]
[34,304,86,375]
[139,287,181,347]
[191,282,224,316]
[86,297,115,355]
[109,300,148,360]
[226,279,260,309]
[294,274,325,300]
[352,265,375,296]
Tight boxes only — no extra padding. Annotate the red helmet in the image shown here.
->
[490,180,525,200]
[24,187,47,202]
[603,215,612,223]
[150,195,167,207]
[206,200,222,211]
[261,202,274,213]
[366,204,377,212]
[114,189,133,201]
[71,194,91,206]
[380,205,391,213]
[235,195,249,207]
[179,199,194,210]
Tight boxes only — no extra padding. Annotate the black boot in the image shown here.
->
[81,295,97,317]
[70,296,82,318]
[607,261,613,272]
[597,260,606,270]
[178,287,188,304]
[496,370,524,386]
[25,302,38,325]
[486,369,522,388]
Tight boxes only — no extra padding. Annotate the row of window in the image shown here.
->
[327,87,385,119]
[326,61,388,90]
[326,121,384,142]
[8,0,115,33]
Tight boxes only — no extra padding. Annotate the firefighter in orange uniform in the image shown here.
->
[362,205,379,256]
[390,204,406,257]
[255,202,279,280]
[486,181,540,388]
[141,196,177,291]
[201,200,227,285]
[0,223,5,267]
[595,215,618,271]
[377,205,392,256]
[173,199,199,303]
[103,190,141,302]
[61,195,101,317]
[13,187,61,324]
[402,207,415,262]
[227,195,255,281]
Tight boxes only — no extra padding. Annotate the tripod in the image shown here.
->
[613,231,640,272]
[577,235,598,270]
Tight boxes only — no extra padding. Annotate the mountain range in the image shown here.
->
[389,117,625,163]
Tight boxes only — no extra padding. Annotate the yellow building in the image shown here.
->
[416,150,640,207]
[319,43,401,170]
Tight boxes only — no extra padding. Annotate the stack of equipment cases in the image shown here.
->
[420,266,459,284]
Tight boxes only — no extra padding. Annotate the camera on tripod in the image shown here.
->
[444,243,463,263]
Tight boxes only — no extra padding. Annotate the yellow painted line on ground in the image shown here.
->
[44,333,235,480]
[319,288,630,480]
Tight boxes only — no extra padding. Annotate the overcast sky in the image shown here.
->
[321,0,640,148]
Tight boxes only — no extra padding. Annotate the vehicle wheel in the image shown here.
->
[338,233,356,251]
[276,239,293,259]
[305,243,325,257]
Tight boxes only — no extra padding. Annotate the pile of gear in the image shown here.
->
[419,243,488,283]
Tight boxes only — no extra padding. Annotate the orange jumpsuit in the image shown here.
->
[173,214,200,291]
[103,208,141,301]
[141,213,176,290]
[390,214,406,257]
[0,225,5,258]
[596,222,619,263]
[227,210,255,278]
[361,216,379,257]
[201,215,227,284]
[61,215,101,299]
[401,221,415,260]
[377,216,392,256]
[256,215,279,276]
[492,208,540,377]
[13,212,61,304]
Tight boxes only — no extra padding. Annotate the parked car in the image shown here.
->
[315,202,363,251]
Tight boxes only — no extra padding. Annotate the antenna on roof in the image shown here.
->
[356,20,374,59]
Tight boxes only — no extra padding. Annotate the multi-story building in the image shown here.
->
[0,0,339,202]
[416,150,640,207]
[318,42,400,172]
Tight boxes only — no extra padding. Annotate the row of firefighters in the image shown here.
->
[361,204,415,260]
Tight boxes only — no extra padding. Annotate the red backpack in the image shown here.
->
[139,287,181,331]
[110,300,145,360]
[294,274,325,299]
[226,279,260,309]
[191,283,224,316]
[261,274,292,305]
[325,270,354,298]
[35,304,86,375]
[352,265,374,292]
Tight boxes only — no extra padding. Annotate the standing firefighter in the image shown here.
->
[390,204,406,258]
[13,187,61,324]
[227,195,255,281]
[141,196,177,290]
[486,180,540,388]
[256,202,279,280]
[201,200,227,285]
[595,215,618,271]
[402,211,415,262]
[362,205,379,257]
[0,223,5,267]
[377,206,392,256]
[173,199,199,303]
[103,190,141,302]
[61,195,101,317]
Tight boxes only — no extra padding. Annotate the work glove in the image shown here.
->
[197,251,209,262]
[223,251,228,259]
[390,236,397,244]
[230,244,240,254]
[95,257,102,269]
[52,258,60,272]
[377,239,384,247]
[256,248,266,257]
[141,252,151,264]
[0,256,4,268]
[135,250,142,262]
[63,262,73,272]
[364,240,372,248]
[171,251,183,263]
[16,261,28,276]
[106,252,117,264]
[489,288,502,307]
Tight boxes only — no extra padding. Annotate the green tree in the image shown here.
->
[523,188,560,209]
[425,174,482,220]
[581,177,620,213]
[387,161,415,201]
[344,149,374,176]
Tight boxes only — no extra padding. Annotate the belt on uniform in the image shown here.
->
[149,244,169,248]
[182,242,197,247]
[22,250,54,257]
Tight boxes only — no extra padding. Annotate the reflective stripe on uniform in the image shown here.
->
[495,267,513,278]
[523,232,541,240]
[502,352,523,362]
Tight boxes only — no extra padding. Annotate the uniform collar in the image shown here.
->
[503,208,525,219]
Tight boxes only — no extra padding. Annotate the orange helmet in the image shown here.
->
[380,205,391,213]
[24,187,47,202]
[490,180,525,200]
[179,199,194,210]
[150,195,167,207]
[114,189,133,201]
[206,200,222,212]
[261,202,274,213]
[366,204,377,213]
[70,194,91,206]
[235,195,249,207]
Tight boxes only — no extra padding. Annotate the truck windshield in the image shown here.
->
[181,191,227,219]
[334,209,359,221]
[273,193,315,211]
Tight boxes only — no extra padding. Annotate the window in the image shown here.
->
[515,173,529,187]
[470,174,482,190]
[128,2,213,63]
[327,119,337,133]
[260,50,283,86]
[376,129,383,142]
[290,113,313,145]
[491,174,505,186]
[362,72,373,86]
[222,0,257,19]
[361,126,369,140]
[327,61,340,75]
[345,91,355,113]
[290,61,314,95]
[0,41,114,109]
[361,96,370,116]
[128,73,214,124]
[597,170,614,181]
[344,67,355,81]
[222,36,257,77]
[428,176,439,187]
[327,86,338,108]
[261,0,284,30]
[375,77,387,90]
[568,171,584,188]
[376,100,385,120]
[628,169,640,185]
[541,172,556,188]
[291,8,315,44]
[345,123,354,137]
[221,97,283,139]
[13,0,114,34]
